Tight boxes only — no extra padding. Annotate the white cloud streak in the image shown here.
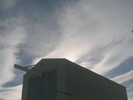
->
[0,17,27,85]
[0,17,27,100]
[0,85,22,100]
[111,70,133,84]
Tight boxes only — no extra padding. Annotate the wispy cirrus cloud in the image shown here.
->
[44,0,133,76]
[0,17,27,100]
[0,85,22,100]
[111,70,133,84]
[0,17,27,86]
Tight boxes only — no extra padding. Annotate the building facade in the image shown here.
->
[21,59,128,100]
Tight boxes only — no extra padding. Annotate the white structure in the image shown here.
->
[15,58,128,100]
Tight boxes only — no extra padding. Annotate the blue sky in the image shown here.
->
[0,0,133,100]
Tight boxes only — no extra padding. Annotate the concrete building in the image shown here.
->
[18,58,128,100]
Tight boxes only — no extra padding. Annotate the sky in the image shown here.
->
[0,0,133,100]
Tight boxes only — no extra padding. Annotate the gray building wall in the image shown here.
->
[65,61,128,100]
[21,59,128,100]
[28,71,56,100]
